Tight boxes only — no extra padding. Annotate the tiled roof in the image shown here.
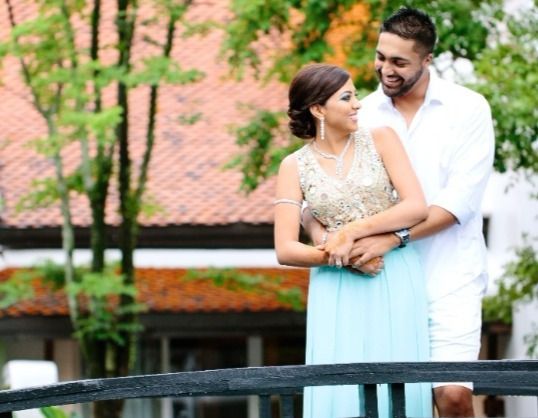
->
[0,0,286,229]
[0,267,309,317]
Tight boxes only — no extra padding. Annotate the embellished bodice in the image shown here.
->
[296,127,398,232]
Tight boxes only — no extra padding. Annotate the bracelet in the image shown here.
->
[273,198,302,208]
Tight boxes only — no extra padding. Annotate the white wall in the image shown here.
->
[0,248,280,269]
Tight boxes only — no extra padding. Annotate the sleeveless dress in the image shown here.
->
[297,127,432,418]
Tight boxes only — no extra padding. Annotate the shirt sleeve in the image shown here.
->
[431,94,495,225]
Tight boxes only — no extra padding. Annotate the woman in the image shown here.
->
[274,63,432,417]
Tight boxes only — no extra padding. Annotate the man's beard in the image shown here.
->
[377,66,424,98]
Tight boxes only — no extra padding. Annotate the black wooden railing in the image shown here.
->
[0,361,537,417]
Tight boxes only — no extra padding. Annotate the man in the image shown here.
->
[306,7,494,417]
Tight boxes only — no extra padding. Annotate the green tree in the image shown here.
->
[0,1,204,417]
[474,5,538,357]
[471,5,538,174]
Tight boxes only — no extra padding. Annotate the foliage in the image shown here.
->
[0,261,145,346]
[0,271,35,309]
[67,270,145,345]
[483,239,538,357]
[223,0,497,84]
[483,241,538,324]
[40,406,81,418]
[470,6,538,174]
[186,268,305,311]
[475,5,538,357]
[223,107,300,192]
[524,324,538,358]
[0,4,207,416]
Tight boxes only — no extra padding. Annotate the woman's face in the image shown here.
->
[321,77,361,135]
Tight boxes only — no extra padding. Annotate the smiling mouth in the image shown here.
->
[383,77,402,87]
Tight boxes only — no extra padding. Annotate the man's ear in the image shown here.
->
[423,53,433,65]
[309,104,324,120]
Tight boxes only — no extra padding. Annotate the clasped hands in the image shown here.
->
[317,230,389,276]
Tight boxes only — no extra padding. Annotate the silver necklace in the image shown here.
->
[312,135,353,178]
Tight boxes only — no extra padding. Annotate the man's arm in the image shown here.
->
[301,206,326,246]
[352,94,494,265]
[409,205,457,240]
[302,207,384,275]
[348,205,457,265]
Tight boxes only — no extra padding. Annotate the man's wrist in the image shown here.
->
[393,228,410,248]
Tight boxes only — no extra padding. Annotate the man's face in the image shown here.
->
[374,32,431,98]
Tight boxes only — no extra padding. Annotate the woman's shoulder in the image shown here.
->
[354,126,402,161]
[289,142,312,162]
[368,126,401,150]
[280,152,298,167]
[279,147,305,172]
[369,125,398,140]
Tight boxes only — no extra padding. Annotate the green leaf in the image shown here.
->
[483,237,538,325]
[177,112,203,126]
[469,9,537,173]
[186,268,305,311]
[40,406,73,418]
[0,273,35,309]
[224,107,300,192]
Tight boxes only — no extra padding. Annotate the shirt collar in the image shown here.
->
[423,70,444,106]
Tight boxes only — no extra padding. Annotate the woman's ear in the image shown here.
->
[309,104,324,121]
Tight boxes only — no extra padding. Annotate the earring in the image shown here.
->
[319,117,325,141]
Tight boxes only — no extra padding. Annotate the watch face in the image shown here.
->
[396,229,409,247]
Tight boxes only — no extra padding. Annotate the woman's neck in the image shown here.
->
[315,132,352,154]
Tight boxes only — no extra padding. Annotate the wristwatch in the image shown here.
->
[394,228,410,248]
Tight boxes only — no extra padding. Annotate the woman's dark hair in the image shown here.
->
[381,7,437,56]
[288,64,350,139]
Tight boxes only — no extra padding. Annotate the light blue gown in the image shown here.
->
[296,128,432,418]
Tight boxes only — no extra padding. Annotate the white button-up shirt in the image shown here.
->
[359,71,495,301]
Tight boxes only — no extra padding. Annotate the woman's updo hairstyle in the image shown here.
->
[288,63,351,139]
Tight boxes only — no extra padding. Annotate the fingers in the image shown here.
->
[326,242,352,268]
[348,245,365,259]
[351,256,384,276]
[362,256,383,268]
[355,253,380,267]
[329,255,345,268]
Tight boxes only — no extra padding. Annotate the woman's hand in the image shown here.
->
[322,229,354,267]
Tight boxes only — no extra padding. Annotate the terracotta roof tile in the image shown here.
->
[0,0,287,229]
[0,267,308,317]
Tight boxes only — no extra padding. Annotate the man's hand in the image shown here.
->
[302,207,327,245]
[349,233,400,266]
[350,255,384,276]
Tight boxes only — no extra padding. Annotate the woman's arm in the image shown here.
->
[274,154,328,267]
[325,127,427,265]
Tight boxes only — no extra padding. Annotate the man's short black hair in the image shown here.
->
[381,7,437,56]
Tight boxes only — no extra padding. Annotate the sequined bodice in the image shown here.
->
[296,127,398,232]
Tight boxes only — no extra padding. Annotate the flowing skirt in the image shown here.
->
[303,245,432,418]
